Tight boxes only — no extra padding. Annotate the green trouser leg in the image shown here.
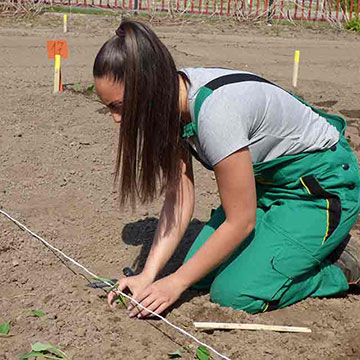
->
[184,204,352,314]
[184,137,360,314]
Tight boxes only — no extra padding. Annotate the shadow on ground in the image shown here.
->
[121,217,208,312]
[122,217,205,276]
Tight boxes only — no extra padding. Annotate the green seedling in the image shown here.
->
[92,276,128,308]
[196,346,210,360]
[92,276,117,286]
[168,346,184,358]
[112,283,128,308]
[86,84,95,92]
[114,295,128,307]
[0,321,11,335]
[30,310,45,317]
[20,342,68,359]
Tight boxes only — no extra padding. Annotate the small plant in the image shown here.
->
[112,290,128,307]
[345,17,360,32]
[86,84,95,92]
[20,343,68,359]
[92,276,128,307]
[0,321,11,335]
[196,346,210,360]
[30,310,45,317]
[63,82,98,102]
[168,346,184,358]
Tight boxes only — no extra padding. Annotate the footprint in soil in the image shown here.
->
[339,110,360,119]
[313,100,338,108]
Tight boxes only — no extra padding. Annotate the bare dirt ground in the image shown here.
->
[1,13,360,360]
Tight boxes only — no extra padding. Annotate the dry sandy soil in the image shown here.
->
[1,13,360,360]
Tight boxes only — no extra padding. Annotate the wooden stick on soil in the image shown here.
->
[193,322,311,333]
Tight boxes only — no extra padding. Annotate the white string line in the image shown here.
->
[0,209,230,360]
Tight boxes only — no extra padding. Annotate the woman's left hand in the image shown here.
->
[127,274,187,318]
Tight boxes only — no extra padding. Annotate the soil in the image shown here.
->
[1,13,360,360]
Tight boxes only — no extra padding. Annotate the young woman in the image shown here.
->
[93,20,360,317]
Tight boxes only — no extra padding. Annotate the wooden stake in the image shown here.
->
[53,54,61,93]
[193,322,311,333]
[47,40,68,94]
[292,50,300,87]
[63,14,67,33]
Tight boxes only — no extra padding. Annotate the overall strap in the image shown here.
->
[181,72,346,172]
[182,73,278,139]
[182,72,346,138]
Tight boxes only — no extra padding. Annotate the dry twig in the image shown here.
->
[0,0,46,18]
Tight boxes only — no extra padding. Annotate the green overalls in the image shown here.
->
[182,74,360,313]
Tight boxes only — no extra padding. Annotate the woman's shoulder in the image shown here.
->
[180,67,255,94]
[180,67,254,85]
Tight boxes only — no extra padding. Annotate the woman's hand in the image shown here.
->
[107,272,154,308]
[127,274,187,318]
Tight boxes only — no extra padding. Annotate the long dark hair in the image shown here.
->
[93,20,182,206]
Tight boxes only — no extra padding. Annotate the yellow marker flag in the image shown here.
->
[47,40,68,93]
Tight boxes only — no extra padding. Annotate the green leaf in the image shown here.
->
[92,276,116,286]
[168,346,184,358]
[31,309,45,317]
[196,346,210,360]
[0,321,11,334]
[345,18,360,32]
[20,351,62,360]
[20,343,67,359]
[31,343,66,359]
[92,276,127,307]
[114,293,128,308]
[86,84,95,92]
[31,343,55,352]
[20,351,47,359]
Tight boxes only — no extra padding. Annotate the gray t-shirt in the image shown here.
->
[180,67,339,167]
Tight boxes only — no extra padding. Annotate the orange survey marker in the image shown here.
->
[46,40,69,93]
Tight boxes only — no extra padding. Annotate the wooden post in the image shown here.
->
[47,40,68,94]
[193,322,312,333]
[53,54,61,93]
[292,50,300,87]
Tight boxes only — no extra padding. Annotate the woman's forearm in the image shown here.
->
[142,164,195,281]
[173,219,255,289]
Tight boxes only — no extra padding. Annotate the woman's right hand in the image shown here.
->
[107,272,154,308]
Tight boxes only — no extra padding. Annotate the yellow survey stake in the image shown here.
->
[294,50,300,63]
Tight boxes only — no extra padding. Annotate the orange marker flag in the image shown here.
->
[46,40,69,93]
